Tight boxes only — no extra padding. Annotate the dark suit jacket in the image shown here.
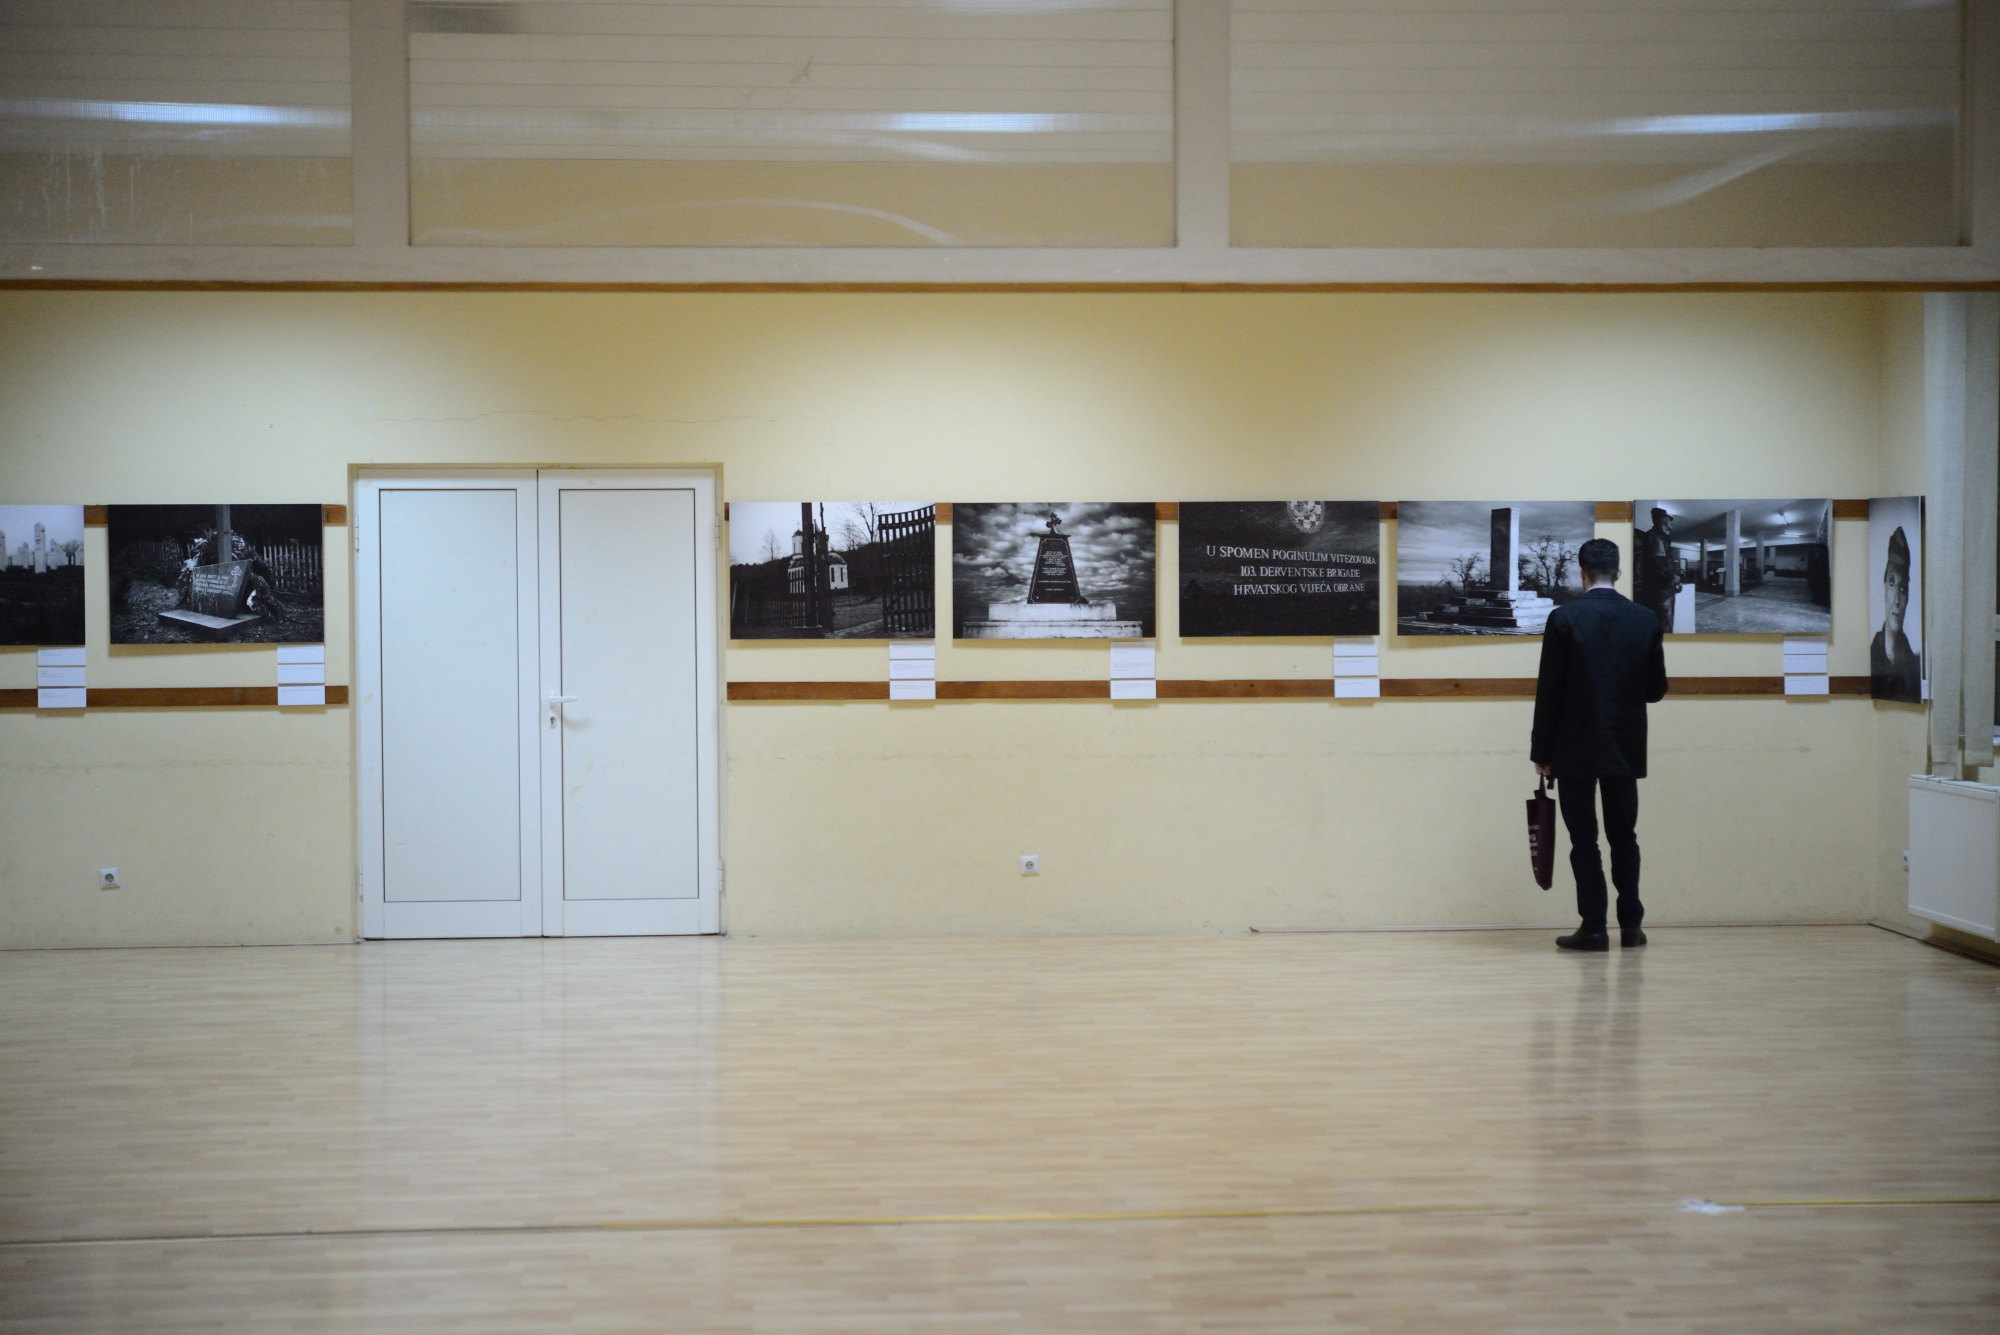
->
[1531,588,1669,779]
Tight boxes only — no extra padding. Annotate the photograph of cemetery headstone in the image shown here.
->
[1631,499,1832,635]
[1396,502,1595,636]
[1868,496,1923,703]
[729,502,935,639]
[953,503,1155,639]
[1178,501,1380,636]
[108,504,325,644]
[0,505,86,646]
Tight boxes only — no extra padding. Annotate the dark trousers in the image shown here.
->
[1556,772,1642,932]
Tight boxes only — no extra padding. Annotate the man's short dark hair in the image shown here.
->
[1578,538,1621,581]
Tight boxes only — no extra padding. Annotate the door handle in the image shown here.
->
[547,694,577,727]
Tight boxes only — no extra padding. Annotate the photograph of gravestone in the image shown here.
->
[1395,502,1595,636]
[953,503,1155,639]
[108,504,325,644]
[1632,499,1831,635]
[729,502,935,639]
[1868,496,1923,703]
[1178,501,1380,636]
[0,505,86,646]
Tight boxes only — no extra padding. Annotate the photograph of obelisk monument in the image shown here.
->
[1395,501,1594,636]
[952,503,1155,639]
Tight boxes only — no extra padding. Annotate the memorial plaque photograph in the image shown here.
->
[0,504,85,646]
[108,504,325,644]
[729,502,935,639]
[952,503,1155,639]
[1178,501,1380,636]
[1396,501,1595,635]
[1868,496,1923,703]
[1632,499,1832,635]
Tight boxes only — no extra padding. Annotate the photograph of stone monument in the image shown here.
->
[108,504,325,644]
[0,504,86,646]
[953,503,1155,639]
[1178,501,1380,636]
[729,502,935,639]
[1632,499,1832,635]
[1395,501,1595,636]
[1869,496,1922,703]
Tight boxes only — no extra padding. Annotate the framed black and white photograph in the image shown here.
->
[1631,499,1832,635]
[1395,501,1595,636]
[108,504,325,644]
[0,505,86,646]
[1178,501,1380,637]
[1868,496,1923,703]
[952,503,1155,639]
[729,502,935,639]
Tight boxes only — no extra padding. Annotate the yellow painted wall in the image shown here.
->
[0,290,1914,946]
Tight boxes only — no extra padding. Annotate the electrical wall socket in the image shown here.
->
[1019,854,1040,876]
[98,867,120,889]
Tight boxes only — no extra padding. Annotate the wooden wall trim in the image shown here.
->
[735,500,1874,527]
[727,677,1870,702]
[83,506,347,527]
[0,685,349,709]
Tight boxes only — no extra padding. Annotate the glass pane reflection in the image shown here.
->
[408,0,1173,247]
[0,0,353,245]
[1231,0,1961,248]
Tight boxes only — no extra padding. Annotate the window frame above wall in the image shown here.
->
[3,0,1998,288]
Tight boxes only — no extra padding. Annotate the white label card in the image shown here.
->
[889,679,936,701]
[37,647,86,667]
[1109,642,1156,679]
[278,685,328,708]
[1333,637,1381,657]
[277,645,326,665]
[887,643,936,661]
[36,665,86,688]
[1110,677,1157,700]
[1783,637,1830,656]
[888,659,936,681]
[1334,678,1382,699]
[1332,656,1379,678]
[1782,653,1828,674]
[277,663,326,686]
[37,687,86,709]
[1784,675,1830,697]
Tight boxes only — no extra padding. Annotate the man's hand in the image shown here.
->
[1534,763,1552,779]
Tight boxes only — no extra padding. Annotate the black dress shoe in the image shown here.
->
[1556,929,1610,952]
[1621,928,1647,948]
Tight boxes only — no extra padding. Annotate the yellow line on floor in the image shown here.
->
[6,1196,1998,1250]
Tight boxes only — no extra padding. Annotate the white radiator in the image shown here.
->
[1908,776,2000,941]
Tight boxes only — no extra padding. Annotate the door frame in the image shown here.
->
[352,466,723,938]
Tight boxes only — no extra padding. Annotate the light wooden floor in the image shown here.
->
[2,926,1997,1333]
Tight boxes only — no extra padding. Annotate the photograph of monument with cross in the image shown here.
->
[1395,501,1595,636]
[953,503,1155,639]
[0,504,86,646]
[107,504,325,645]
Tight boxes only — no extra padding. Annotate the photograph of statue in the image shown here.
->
[952,504,1155,639]
[1868,496,1923,704]
[1631,499,1832,635]
[0,504,86,646]
[1395,502,1595,636]
[728,502,935,639]
[107,504,325,644]
[1178,501,1379,637]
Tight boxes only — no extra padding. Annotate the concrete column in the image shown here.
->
[1489,507,1519,592]
[1724,509,1742,597]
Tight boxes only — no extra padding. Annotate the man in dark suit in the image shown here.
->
[1531,538,1670,951]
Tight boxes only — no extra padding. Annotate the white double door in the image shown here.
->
[356,469,719,938]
